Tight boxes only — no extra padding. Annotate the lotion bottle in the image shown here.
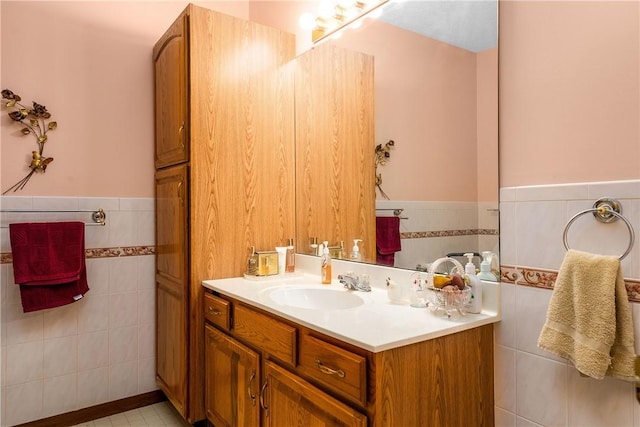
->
[320,242,332,284]
[464,252,482,313]
[349,239,363,261]
[477,251,497,282]
[275,246,287,274]
[285,238,295,273]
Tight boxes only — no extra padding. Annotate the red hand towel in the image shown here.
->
[9,222,89,313]
[376,216,401,267]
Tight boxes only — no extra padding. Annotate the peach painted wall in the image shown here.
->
[499,0,640,187]
[0,1,249,198]
[477,48,499,202]
[330,21,480,202]
[249,1,314,55]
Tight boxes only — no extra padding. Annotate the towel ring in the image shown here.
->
[562,198,635,260]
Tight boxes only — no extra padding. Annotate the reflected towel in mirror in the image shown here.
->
[376,216,401,267]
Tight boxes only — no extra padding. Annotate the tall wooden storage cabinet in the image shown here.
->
[153,5,295,422]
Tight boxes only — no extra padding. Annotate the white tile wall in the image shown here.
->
[0,196,156,426]
[496,180,640,426]
[376,199,499,270]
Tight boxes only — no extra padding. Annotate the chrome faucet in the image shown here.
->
[338,273,371,292]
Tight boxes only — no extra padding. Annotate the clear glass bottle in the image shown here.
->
[285,238,295,273]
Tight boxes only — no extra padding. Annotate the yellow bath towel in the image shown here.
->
[537,249,636,381]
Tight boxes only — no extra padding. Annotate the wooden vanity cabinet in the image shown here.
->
[154,5,295,422]
[263,361,367,427]
[205,324,261,426]
[204,292,368,427]
[203,290,494,427]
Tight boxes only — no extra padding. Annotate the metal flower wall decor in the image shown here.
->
[375,139,395,199]
[2,89,57,194]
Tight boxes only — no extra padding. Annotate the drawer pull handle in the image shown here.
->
[178,122,185,148]
[248,369,256,406]
[316,359,345,378]
[260,380,269,415]
[208,306,221,315]
[177,180,184,205]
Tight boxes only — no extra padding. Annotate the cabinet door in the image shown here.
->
[205,325,260,427]
[263,360,366,427]
[154,13,188,168]
[155,165,188,283]
[155,165,188,416]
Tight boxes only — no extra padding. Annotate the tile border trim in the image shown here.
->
[0,245,155,264]
[500,264,640,303]
[401,229,498,239]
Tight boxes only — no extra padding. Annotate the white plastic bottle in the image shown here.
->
[464,253,482,313]
[477,251,497,282]
[350,239,363,261]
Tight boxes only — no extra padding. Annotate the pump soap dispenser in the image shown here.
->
[349,239,363,261]
[464,252,482,313]
[477,251,497,282]
[320,241,332,284]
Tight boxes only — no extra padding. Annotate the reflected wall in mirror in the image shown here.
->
[295,0,499,272]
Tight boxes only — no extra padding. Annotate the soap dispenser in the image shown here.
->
[349,239,363,261]
[320,241,332,284]
[464,252,482,313]
[477,251,497,282]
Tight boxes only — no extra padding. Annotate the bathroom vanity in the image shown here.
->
[202,271,498,426]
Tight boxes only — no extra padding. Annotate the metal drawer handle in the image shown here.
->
[248,369,256,406]
[316,359,345,378]
[208,306,221,315]
[260,380,269,415]
[177,180,184,205]
[178,122,185,149]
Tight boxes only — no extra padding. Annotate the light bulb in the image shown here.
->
[342,7,359,20]
[299,12,317,30]
[337,0,356,9]
[317,1,335,19]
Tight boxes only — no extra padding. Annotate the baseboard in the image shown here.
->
[14,390,167,427]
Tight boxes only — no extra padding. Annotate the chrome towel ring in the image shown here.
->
[562,197,635,260]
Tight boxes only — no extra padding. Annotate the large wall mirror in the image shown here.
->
[294,0,499,272]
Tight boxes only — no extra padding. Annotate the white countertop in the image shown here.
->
[203,268,501,352]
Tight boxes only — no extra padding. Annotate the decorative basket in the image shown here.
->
[425,257,469,318]
[425,285,472,318]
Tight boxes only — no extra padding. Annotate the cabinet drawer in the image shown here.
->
[299,334,367,407]
[204,293,231,330]
[233,304,296,366]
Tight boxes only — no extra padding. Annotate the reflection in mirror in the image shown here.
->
[296,0,499,272]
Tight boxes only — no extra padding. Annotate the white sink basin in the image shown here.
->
[267,286,365,310]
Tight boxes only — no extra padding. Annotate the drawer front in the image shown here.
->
[233,304,297,366]
[299,334,367,407]
[204,293,231,330]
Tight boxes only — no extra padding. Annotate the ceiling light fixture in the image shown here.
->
[299,0,390,44]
